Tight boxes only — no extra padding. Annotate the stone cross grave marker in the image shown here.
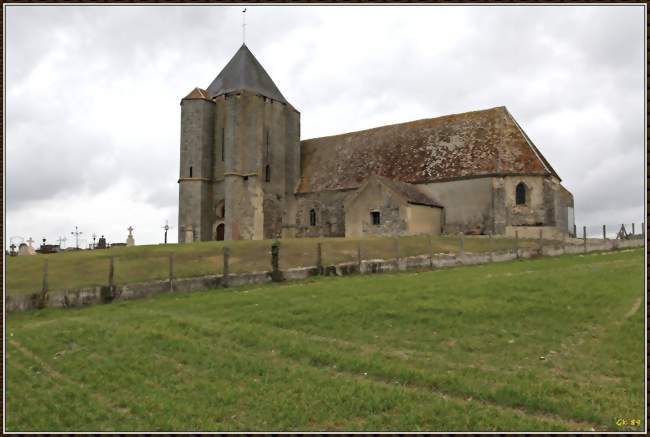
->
[127,226,135,246]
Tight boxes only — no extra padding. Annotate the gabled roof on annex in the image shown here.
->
[298,106,559,194]
[364,175,443,208]
[206,44,289,105]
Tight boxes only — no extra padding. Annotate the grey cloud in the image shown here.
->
[5,5,645,244]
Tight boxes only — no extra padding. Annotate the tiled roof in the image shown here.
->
[182,87,210,101]
[298,106,558,193]
[373,175,442,208]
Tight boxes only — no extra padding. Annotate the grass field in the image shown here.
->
[5,248,645,432]
[6,234,547,295]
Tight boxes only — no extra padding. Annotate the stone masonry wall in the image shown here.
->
[294,190,349,237]
[211,91,300,241]
[178,98,215,242]
[504,175,547,227]
[344,179,408,237]
[418,177,493,234]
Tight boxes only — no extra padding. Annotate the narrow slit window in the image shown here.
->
[265,165,271,182]
[189,166,193,178]
[516,182,526,205]
[266,129,270,157]
[309,209,316,226]
[371,211,381,226]
[221,128,225,162]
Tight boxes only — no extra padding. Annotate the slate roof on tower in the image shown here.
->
[206,44,289,104]
[298,106,559,193]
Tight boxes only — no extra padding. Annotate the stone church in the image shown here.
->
[178,44,574,243]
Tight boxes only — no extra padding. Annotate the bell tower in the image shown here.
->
[178,44,300,242]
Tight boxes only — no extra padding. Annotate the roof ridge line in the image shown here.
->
[503,107,560,180]
[302,106,507,143]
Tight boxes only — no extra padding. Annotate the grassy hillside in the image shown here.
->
[5,248,644,432]
[6,234,545,295]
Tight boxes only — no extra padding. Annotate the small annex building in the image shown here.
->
[344,175,443,238]
[178,44,575,242]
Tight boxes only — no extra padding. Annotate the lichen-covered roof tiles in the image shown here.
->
[298,106,558,193]
[372,175,442,208]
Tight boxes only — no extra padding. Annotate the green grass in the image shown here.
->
[6,234,546,295]
[5,248,644,432]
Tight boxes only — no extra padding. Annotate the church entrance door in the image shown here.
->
[216,223,225,241]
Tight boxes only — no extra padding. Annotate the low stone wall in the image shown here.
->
[505,225,566,240]
[6,238,644,313]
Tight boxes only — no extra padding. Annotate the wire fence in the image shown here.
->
[574,222,645,240]
[6,223,646,297]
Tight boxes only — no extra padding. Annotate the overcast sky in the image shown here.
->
[5,5,645,247]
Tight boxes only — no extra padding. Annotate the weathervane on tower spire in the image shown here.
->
[242,8,247,44]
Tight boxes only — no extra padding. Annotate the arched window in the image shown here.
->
[309,209,316,226]
[265,165,271,182]
[189,166,193,178]
[215,223,225,241]
[516,182,526,205]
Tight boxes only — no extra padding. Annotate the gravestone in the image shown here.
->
[96,235,107,249]
[126,226,135,247]
[36,244,61,254]
[17,243,35,256]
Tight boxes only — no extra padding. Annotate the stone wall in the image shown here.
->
[180,90,301,242]
[504,225,566,240]
[501,175,574,236]
[178,98,215,242]
[555,183,574,233]
[344,179,407,237]
[294,190,349,237]
[418,177,493,234]
[503,175,547,226]
[7,238,642,313]
[406,204,442,235]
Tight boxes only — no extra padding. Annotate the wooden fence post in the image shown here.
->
[222,247,230,287]
[488,232,494,262]
[357,240,363,273]
[514,231,519,259]
[168,254,175,292]
[38,259,49,308]
[101,256,116,303]
[395,236,400,260]
[582,226,587,253]
[316,242,323,275]
[108,256,115,289]
[42,258,49,295]
[271,240,282,282]
[459,232,464,257]
[427,234,434,268]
